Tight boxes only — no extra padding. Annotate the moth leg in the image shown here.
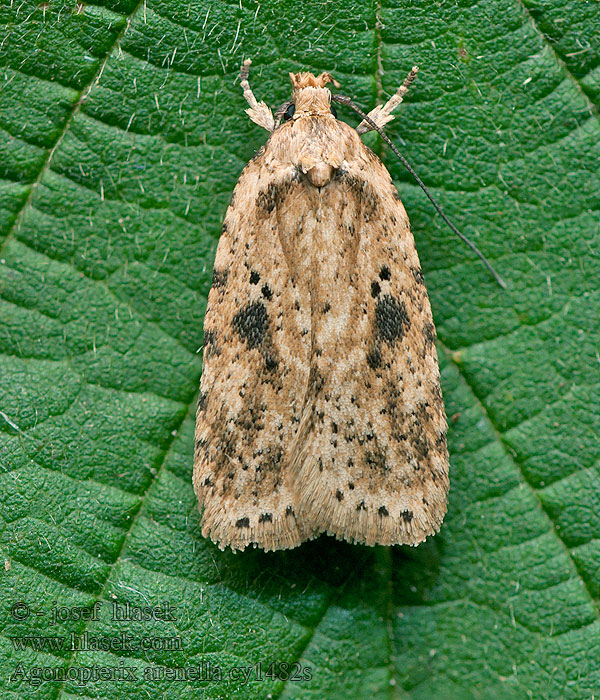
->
[240,58,275,132]
[356,66,419,134]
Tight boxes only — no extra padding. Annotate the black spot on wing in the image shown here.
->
[264,353,278,371]
[379,265,391,280]
[366,294,411,370]
[236,517,250,528]
[261,284,273,300]
[370,281,381,298]
[375,294,410,343]
[436,431,447,450]
[408,406,433,464]
[366,346,381,370]
[259,513,273,523]
[203,330,220,357]
[212,268,228,288]
[233,301,268,349]
[424,321,436,347]
[256,183,278,213]
[365,448,389,473]
[411,267,425,285]
[250,270,260,284]
[256,177,298,213]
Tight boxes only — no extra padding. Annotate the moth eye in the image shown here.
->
[330,104,338,118]
[283,103,296,121]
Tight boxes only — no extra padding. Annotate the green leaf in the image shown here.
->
[1,1,599,698]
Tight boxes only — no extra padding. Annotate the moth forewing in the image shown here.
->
[194,67,449,552]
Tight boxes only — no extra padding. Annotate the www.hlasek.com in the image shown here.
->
[10,631,182,653]
[10,661,313,687]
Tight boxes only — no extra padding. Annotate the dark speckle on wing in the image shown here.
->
[375,294,410,343]
[233,301,269,349]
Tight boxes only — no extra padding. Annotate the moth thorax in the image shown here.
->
[293,87,332,115]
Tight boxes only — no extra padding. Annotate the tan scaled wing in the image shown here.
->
[289,122,450,546]
[194,147,317,552]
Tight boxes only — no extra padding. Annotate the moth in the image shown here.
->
[194,61,499,552]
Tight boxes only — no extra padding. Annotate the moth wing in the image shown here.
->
[194,155,313,552]
[293,139,449,546]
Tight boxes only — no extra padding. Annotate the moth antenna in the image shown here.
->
[356,66,419,134]
[240,59,275,132]
[333,93,507,289]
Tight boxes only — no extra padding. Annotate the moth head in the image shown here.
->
[276,71,341,125]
